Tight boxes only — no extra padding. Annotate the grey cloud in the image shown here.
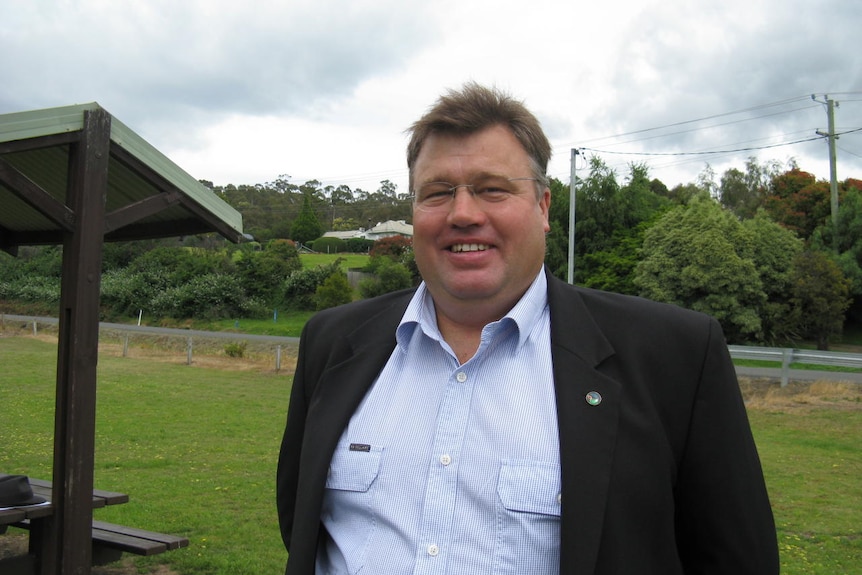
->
[597,0,861,160]
[0,1,436,137]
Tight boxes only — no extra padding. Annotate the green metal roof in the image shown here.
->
[0,102,242,250]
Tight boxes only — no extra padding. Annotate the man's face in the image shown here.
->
[411,124,551,319]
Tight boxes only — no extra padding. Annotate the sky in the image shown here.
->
[2,0,861,198]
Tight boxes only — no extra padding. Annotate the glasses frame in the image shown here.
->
[410,177,543,212]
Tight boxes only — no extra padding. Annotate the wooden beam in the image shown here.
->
[0,157,75,233]
[110,144,243,243]
[0,132,79,155]
[47,108,111,575]
[103,190,181,234]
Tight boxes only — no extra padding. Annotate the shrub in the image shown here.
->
[282,262,342,310]
[358,258,412,299]
[311,237,346,254]
[149,273,254,320]
[224,342,247,358]
[315,271,353,310]
[369,236,412,259]
[345,238,374,253]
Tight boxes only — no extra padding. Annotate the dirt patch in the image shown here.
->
[740,377,862,412]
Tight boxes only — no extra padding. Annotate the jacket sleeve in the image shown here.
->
[673,318,779,574]
[276,321,313,552]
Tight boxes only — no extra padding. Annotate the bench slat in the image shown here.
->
[91,528,168,556]
[92,521,189,550]
[11,518,188,557]
[26,479,129,505]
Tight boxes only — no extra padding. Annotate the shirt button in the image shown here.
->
[440,454,452,466]
[456,372,467,383]
[427,544,439,556]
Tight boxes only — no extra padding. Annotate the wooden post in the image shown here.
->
[46,108,111,575]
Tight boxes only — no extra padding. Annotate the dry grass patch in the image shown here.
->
[741,377,862,412]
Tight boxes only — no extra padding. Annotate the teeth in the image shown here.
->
[451,243,488,252]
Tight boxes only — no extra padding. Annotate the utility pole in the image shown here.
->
[567,148,579,284]
[813,94,840,246]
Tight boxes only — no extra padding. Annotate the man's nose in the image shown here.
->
[447,185,486,223]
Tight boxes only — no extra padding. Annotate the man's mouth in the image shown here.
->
[449,243,489,253]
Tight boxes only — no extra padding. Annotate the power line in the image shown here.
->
[581,134,826,157]
[569,95,817,148]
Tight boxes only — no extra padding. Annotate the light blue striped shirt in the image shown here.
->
[318,271,560,575]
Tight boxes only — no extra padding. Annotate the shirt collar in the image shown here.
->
[396,269,548,352]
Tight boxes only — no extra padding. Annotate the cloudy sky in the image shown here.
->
[2,0,860,197]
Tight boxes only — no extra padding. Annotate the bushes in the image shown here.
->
[359,257,412,299]
[282,262,343,311]
[150,273,264,320]
[345,238,374,253]
[311,237,346,254]
[315,271,353,310]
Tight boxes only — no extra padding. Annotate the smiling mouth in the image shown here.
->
[450,243,489,252]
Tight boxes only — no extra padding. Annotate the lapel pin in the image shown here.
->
[585,391,602,406]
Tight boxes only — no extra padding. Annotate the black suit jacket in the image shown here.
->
[277,271,779,574]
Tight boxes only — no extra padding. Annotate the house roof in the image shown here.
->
[367,219,413,236]
[0,102,242,252]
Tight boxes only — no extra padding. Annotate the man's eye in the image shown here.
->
[424,190,452,201]
[477,187,511,200]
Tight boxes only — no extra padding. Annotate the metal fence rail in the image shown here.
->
[5,314,862,385]
[728,345,862,386]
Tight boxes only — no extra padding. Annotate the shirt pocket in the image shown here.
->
[319,444,383,575]
[325,443,382,492]
[494,460,561,575]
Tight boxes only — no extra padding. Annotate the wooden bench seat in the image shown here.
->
[10,518,189,566]
[92,520,189,554]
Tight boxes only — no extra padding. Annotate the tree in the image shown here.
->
[810,187,862,321]
[635,198,765,342]
[790,250,851,350]
[544,177,570,280]
[719,157,785,220]
[763,168,830,239]
[290,193,324,245]
[741,213,803,343]
[564,160,669,289]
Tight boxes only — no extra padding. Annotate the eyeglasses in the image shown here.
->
[410,176,542,213]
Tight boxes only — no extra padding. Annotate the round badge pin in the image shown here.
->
[585,391,602,406]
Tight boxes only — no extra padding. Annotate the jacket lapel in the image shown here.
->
[547,274,621,574]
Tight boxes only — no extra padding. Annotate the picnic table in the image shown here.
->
[0,476,188,575]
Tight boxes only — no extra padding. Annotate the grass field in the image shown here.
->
[1,334,860,575]
[299,252,369,271]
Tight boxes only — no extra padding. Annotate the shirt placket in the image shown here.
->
[412,363,476,575]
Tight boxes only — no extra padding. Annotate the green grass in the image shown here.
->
[2,336,860,574]
[204,312,315,338]
[750,408,862,574]
[299,252,369,270]
[0,336,290,575]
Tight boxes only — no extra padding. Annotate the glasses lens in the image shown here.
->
[415,183,455,211]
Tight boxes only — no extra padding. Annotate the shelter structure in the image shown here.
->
[0,103,243,574]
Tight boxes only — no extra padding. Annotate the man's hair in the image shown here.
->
[406,82,552,191]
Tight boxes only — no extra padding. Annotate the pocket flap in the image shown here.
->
[497,460,561,516]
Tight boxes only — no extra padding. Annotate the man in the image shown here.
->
[277,83,779,574]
